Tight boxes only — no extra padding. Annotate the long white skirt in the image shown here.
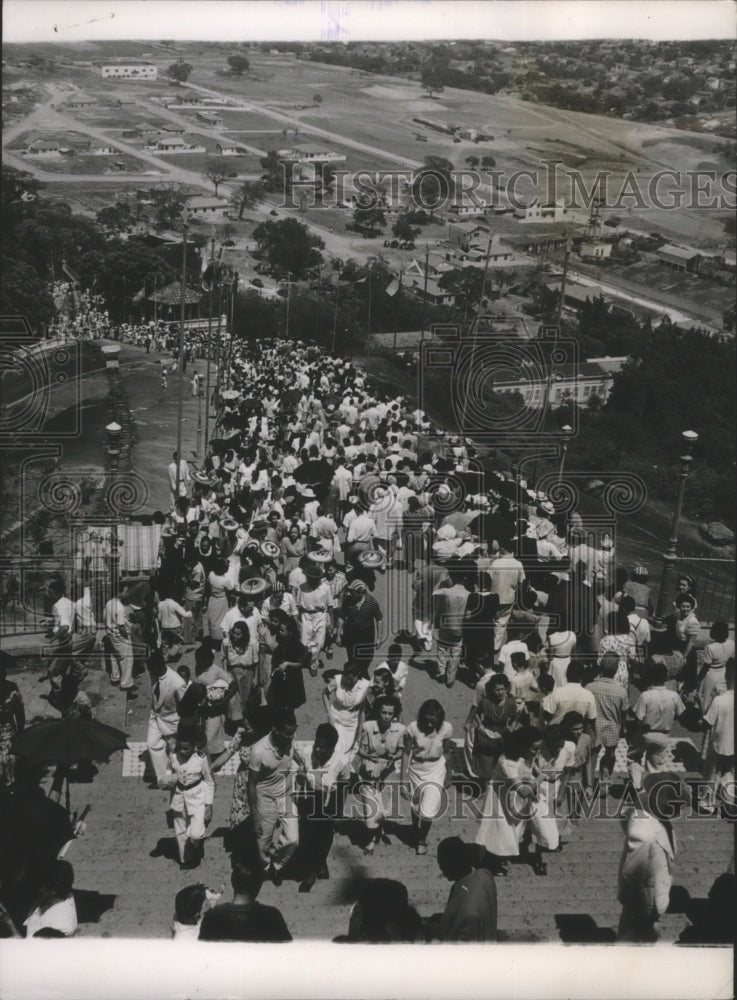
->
[408,755,447,821]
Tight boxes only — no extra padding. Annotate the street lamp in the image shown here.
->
[558,424,574,483]
[105,421,122,472]
[655,429,699,618]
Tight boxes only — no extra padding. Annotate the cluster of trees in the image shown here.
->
[0,168,209,330]
[294,37,733,122]
[167,60,193,84]
[252,218,325,278]
[1,169,91,329]
[524,295,737,521]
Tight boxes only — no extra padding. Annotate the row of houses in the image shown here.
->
[18,136,117,158]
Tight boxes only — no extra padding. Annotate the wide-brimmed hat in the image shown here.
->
[357,550,384,568]
[220,516,238,532]
[306,549,332,565]
[193,471,212,486]
[260,540,280,560]
[241,577,267,596]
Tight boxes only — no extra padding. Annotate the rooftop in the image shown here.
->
[658,244,700,261]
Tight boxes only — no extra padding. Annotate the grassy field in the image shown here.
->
[29,152,144,175]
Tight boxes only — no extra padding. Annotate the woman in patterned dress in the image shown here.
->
[211,721,264,853]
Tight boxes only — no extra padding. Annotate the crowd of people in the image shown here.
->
[1,334,734,945]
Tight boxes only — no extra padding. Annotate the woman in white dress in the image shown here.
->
[546,625,577,688]
[531,725,576,870]
[400,699,454,855]
[475,726,542,873]
[322,661,370,812]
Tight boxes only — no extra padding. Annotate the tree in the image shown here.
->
[353,200,386,234]
[313,93,323,106]
[227,54,250,76]
[465,155,480,169]
[411,155,455,216]
[76,240,177,321]
[0,256,55,332]
[252,218,325,278]
[96,202,135,235]
[391,216,420,242]
[205,164,237,196]
[167,61,193,85]
[260,150,287,193]
[438,267,486,305]
[480,155,496,169]
[421,60,447,97]
[147,185,187,230]
[230,180,266,220]
[1,167,42,232]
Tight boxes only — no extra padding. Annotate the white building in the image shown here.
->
[101,63,157,80]
[277,143,346,163]
[579,240,613,260]
[514,198,568,223]
[186,196,230,219]
[492,358,627,408]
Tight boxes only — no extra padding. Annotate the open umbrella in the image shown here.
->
[15,718,129,814]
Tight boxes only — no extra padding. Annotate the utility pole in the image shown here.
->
[421,244,429,343]
[331,278,340,354]
[555,236,572,330]
[285,271,292,340]
[204,232,215,452]
[175,212,188,496]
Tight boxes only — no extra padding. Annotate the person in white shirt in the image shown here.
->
[489,539,526,655]
[168,450,191,509]
[23,861,78,938]
[374,644,408,696]
[159,723,215,869]
[102,592,134,689]
[345,510,378,565]
[158,593,193,663]
[44,580,77,691]
[70,583,97,673]
[147,648,187,782]
[292,723,343,891]
[700,659,734,813]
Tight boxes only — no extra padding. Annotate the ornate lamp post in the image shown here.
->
[105,421,122,472]
[558,424,574,484]
[656,429,699,618]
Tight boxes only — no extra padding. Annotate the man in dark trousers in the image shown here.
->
[198,864,292,942]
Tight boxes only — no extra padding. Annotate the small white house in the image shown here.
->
[579,241,613,260]
[186,196,230,219]
[277,143,346,163]
[514,198,568,223]
[216,141,248,156]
